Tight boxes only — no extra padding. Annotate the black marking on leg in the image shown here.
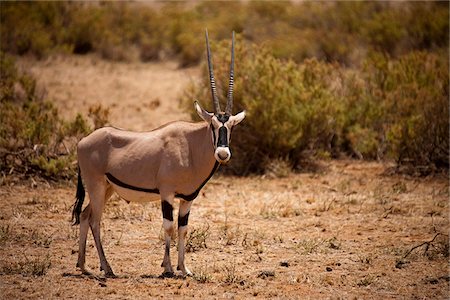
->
[162,201,173,221]
[178,211,190,228]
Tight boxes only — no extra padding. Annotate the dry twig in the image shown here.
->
[402,232,447,259]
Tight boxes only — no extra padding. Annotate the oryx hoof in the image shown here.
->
[80,269,92,276]
[183,271,193,278]
[105,271,117,278]
[76,264,91,276]
[177,266,192,277]
[160,271,175,278]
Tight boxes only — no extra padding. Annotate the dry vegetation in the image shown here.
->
[0,161,448,299]
[0,58,448,299]
[0,2,448,298]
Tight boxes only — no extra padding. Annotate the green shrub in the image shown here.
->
[184,40,448,174]
[368,51,449,169]
[184,41,342,174]
[0,53,92,180]
[1,2,447,66]
[336,50,449,170]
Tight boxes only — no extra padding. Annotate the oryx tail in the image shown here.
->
[72,167,85,225]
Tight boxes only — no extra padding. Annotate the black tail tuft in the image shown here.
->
[72,167,85,225]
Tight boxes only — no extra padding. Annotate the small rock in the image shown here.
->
[280,261,290,267]
[326,267,333,272]
[395,260,410,269]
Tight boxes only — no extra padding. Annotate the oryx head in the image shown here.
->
[195,30,246,164]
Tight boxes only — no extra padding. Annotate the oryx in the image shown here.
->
[71,30,245,278]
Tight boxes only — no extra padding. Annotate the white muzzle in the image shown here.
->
[215,147,231,164]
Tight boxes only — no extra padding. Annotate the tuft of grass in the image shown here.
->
[222,262,242,285]
[260,200,302,219]
[326,237,341,250]
[357,275,376,287]
[31,230,53,248]
[193,264,214,283]
[185,224,210,253]
[0,253,51,276]
[297,238,324,255]
[0,224,11,243]
[220,223,241,246]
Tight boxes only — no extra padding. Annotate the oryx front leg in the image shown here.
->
[161,196,175,276]
[177,200,193,277]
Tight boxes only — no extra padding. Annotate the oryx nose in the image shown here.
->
[215,147,231,162]
[218,151,229,160]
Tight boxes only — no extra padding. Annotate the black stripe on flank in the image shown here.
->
[162,200,173,221]
[105,173,159,194]
[104,162,220,202]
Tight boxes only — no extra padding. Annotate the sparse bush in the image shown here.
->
[342,51,449,169]
[184,41,343,174]
[0,53,96,180]
[2,2,447,64]
[185,37,448,174]
[1,2,447,176]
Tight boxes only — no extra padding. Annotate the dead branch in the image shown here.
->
[402,232,448,260]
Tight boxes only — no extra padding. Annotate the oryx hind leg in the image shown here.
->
[177,199,193,277]
[77,203,91,274]
[85,177,116,277]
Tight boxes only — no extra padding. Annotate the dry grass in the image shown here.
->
[1,55,448,299]
[0,161,448,299]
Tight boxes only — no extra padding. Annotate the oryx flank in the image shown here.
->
[71,30,245,278]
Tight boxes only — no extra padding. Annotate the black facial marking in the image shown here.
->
[214,113,230,148]
[216,113,230,123]
[217,126,228,147]
[162,200,173,221]
[178,211,190,227]
[211,124,216,144]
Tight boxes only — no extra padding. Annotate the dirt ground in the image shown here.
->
[1,55,449,299]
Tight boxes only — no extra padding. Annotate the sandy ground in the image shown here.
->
[18,54,200,131]
[1,55,449,299]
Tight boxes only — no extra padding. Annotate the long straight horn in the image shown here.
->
[205,29,221,113]
[225,31,235,115]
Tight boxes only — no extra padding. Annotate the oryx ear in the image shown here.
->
[194,101,213,123]
[231,110,246,126]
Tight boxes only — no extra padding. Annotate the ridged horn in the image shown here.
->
[225,31,235,115]
[205,29,221,113]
